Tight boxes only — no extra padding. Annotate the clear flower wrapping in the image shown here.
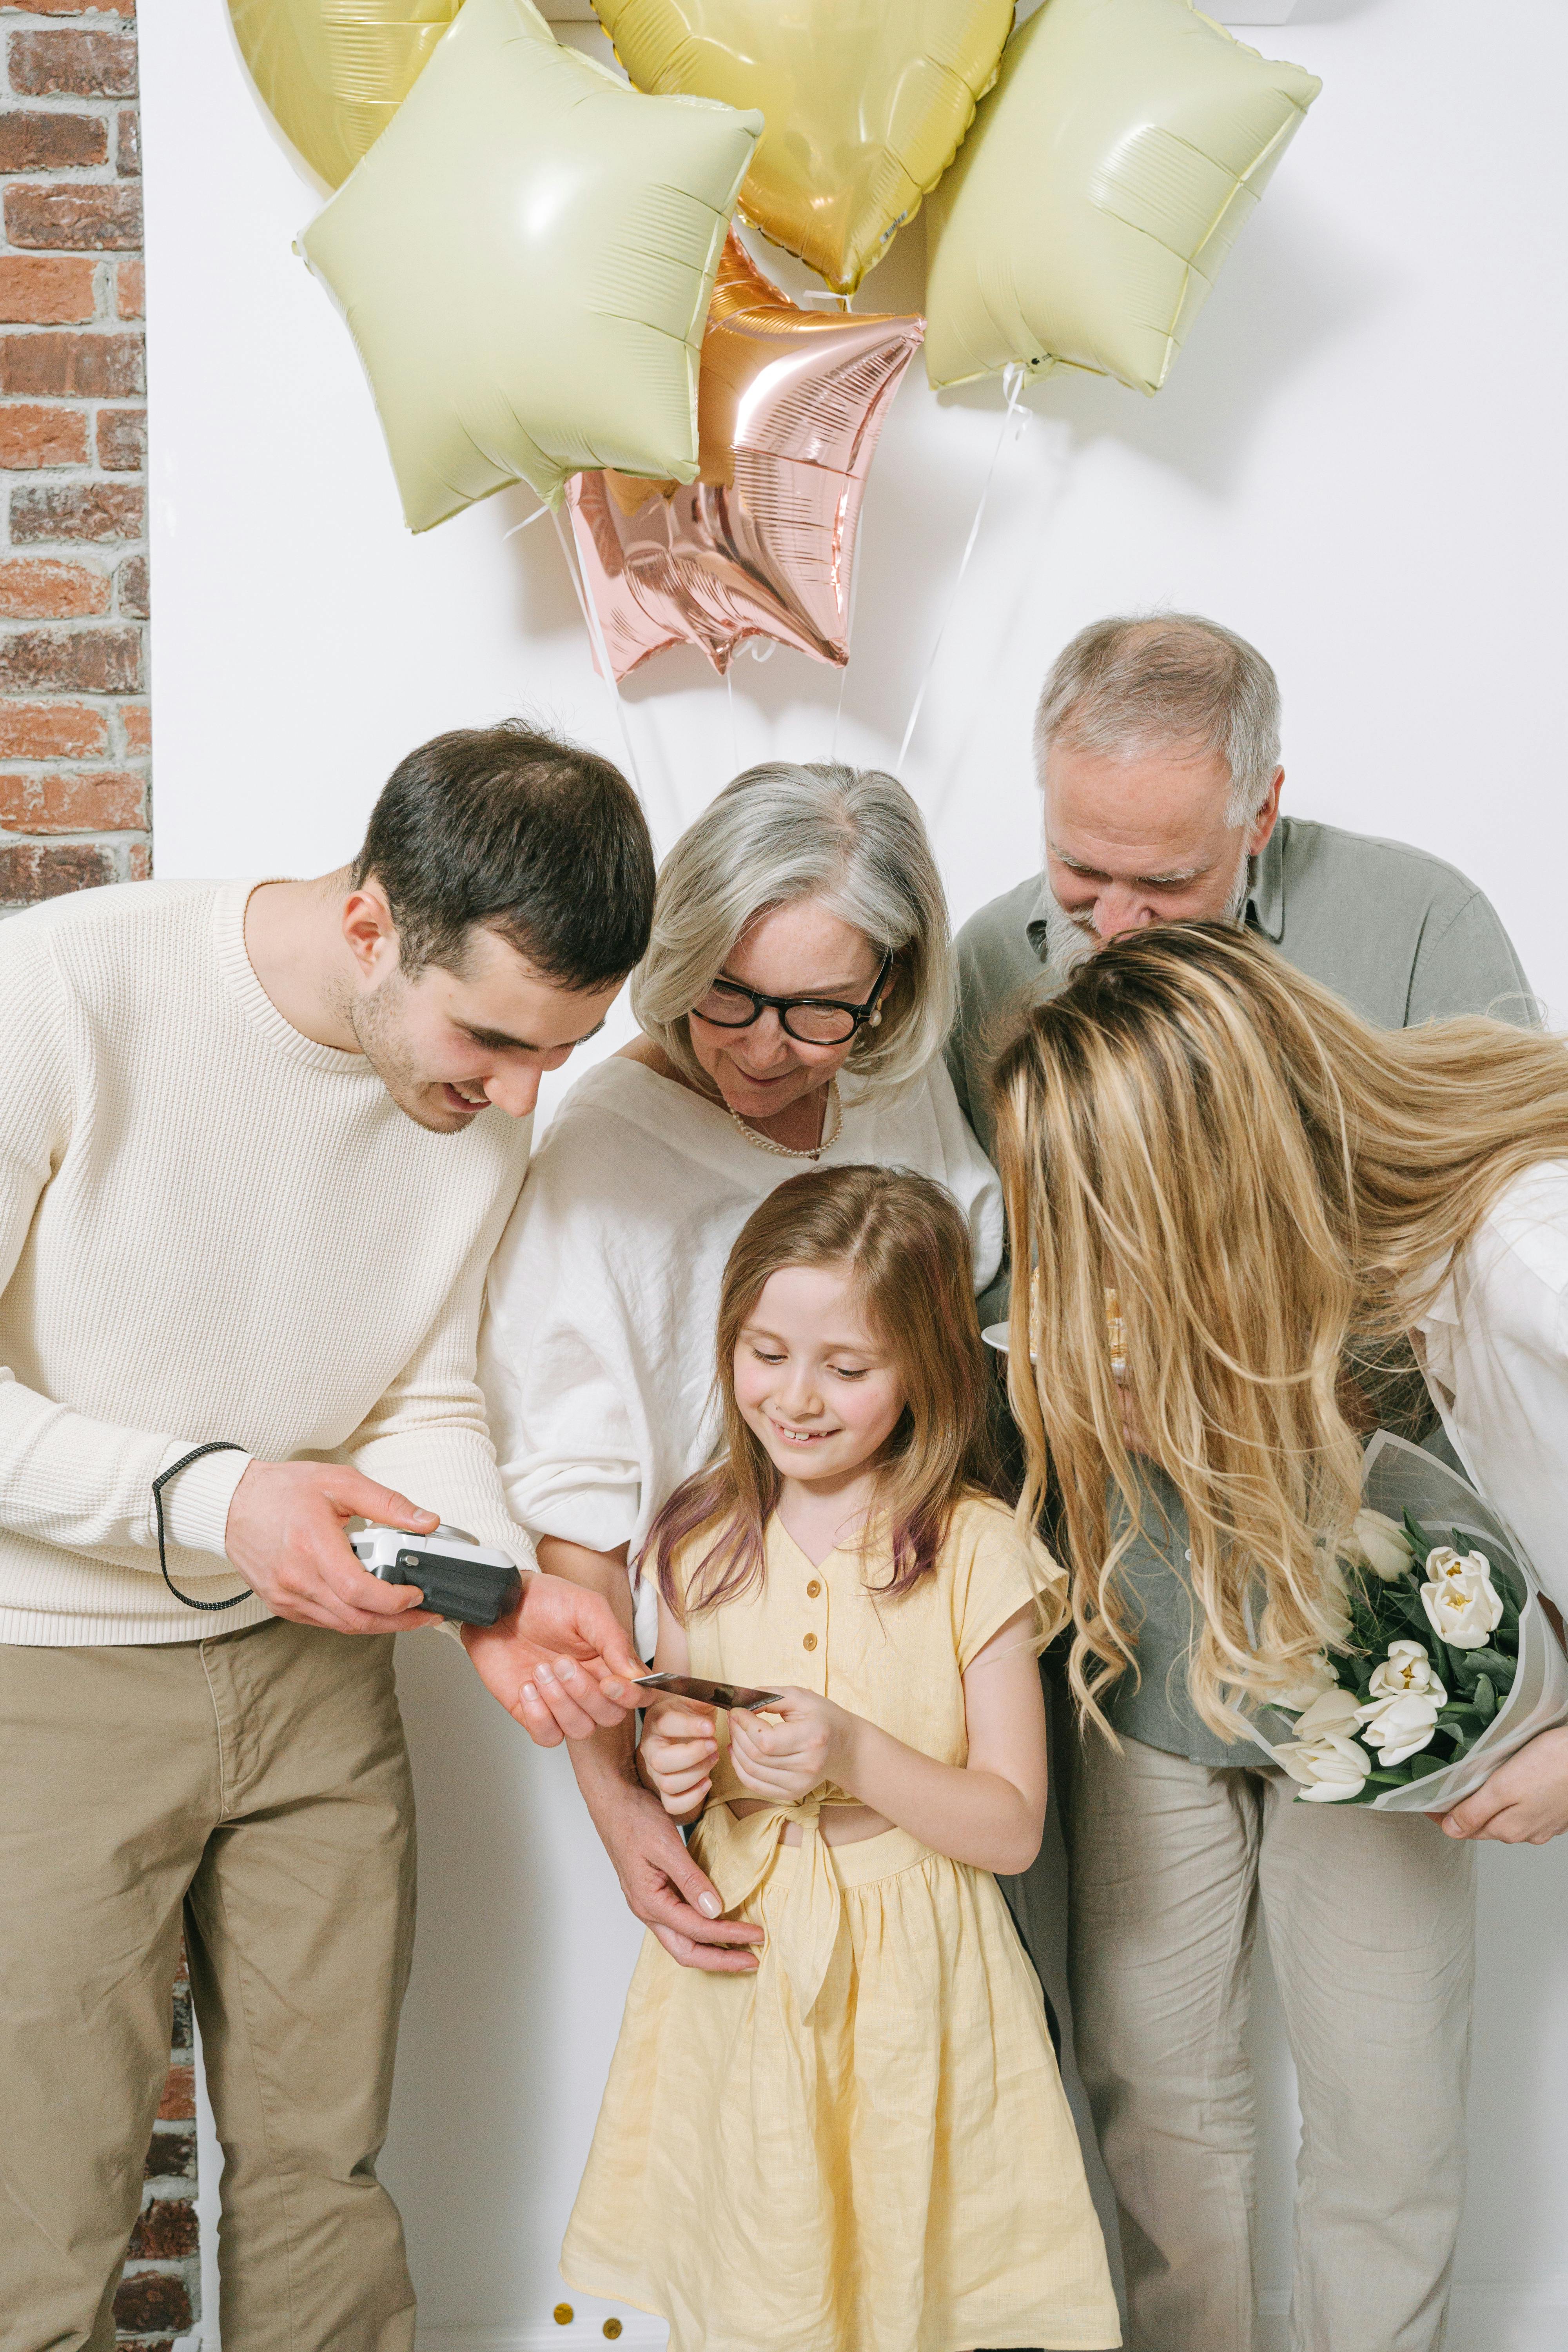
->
[1254,1432,1568,1811]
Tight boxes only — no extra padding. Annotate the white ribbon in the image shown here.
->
[897,362,1030,775]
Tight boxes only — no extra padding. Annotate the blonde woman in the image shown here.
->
[991,919,1568,2352]
[480,762,1002,1976]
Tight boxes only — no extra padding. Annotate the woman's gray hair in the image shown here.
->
[632,761,956,1098]
[1033,613,1282,825]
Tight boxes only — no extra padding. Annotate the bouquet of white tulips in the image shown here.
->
[1255,1432,1568,1810]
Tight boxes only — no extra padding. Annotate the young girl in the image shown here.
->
[561,1165,1119,2352]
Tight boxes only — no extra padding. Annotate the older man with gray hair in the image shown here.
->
[950,613,1530,2352]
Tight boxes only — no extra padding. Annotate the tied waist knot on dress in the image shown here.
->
[699,1788,927,2023]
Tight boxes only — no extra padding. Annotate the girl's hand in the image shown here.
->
[728,1688,855,1805]
[639,1697,719,1818]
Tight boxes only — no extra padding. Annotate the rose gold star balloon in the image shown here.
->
[563,236,923,681]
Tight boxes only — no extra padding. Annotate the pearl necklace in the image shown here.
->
[725,1080,842,1162]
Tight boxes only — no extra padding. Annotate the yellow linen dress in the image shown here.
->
[562,1496,1120,2352]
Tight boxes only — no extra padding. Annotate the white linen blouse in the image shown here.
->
[1415,1159,1568,1613]
[479,1053,1004,1637]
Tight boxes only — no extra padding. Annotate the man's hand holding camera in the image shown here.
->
[225,1461,443,1634]
[224,1458,640,1742]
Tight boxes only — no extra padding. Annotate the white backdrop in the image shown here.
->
[142,2,1568,2345]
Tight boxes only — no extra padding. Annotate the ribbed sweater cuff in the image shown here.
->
[155,1442,253,1561]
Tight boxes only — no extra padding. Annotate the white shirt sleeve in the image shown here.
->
[918,1053,1005,1296]
[1427,1166,1568,1614]
[480,1117,654,1560]
[0,924,252,1568]
[345,1204,540,1575]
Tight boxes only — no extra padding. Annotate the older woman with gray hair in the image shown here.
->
[479,760,1002,1967]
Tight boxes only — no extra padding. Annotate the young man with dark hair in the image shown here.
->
[0,721,653,2349]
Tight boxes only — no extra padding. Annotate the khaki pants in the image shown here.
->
[1058,1731,1475,2352]
[0,1618,418,2352]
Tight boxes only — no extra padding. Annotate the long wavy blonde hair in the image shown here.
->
[991,920,1564,1743]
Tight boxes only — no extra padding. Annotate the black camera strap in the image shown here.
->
[152,1442,250,1612]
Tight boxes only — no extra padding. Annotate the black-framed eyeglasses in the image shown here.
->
[691,950,893,1047]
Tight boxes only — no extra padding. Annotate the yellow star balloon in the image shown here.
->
[924,0,1321,394]
[591,0,1015,296]
[299,0,762,530]
[228,0,461,189]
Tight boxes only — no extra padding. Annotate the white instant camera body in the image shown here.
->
[350,1523,522,1627]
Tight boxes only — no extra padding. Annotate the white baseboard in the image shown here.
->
[183,2309,669,2352]
[415,2286,1568,2352]
[180,2279,1568,2352]
[416,2325,667,2351]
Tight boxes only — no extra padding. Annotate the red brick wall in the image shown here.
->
[0,0,149,913]
[120,1945,201,2348]
[0,2,191,2339]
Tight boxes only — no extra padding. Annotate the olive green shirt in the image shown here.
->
[949,815,1535,1765]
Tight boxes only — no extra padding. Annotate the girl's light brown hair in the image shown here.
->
[647,1164,995,1619]
[990,920,1563,1744]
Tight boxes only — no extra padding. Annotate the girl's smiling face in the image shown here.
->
[734,1263,906,1490]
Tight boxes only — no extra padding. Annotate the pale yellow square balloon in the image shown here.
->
[924,0,1321,394]
[299,0,762,528]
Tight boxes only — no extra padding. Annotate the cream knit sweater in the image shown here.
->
[0,878,537,1643]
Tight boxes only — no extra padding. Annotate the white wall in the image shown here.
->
[146,2,1568,2345]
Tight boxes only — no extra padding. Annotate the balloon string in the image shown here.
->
[551,506,658,826]
[829,503,866,763]
[896,364,1027,777]
[504,504,549,539]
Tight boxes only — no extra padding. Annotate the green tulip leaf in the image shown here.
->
[1457,1645,1514,1686]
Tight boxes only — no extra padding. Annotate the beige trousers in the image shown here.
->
[0,1618,418,2352]
[1059,1731,1475,2352]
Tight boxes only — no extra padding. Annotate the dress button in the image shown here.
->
[802,1632,818,1652]
[806,1579,822,1599]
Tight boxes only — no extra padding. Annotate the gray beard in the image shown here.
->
[1038,848,1251,982]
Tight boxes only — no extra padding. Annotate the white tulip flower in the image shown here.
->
[1289,1685,1363,1739]
[1366,1639,1447,1707]
[1276,1654,1338,1713]
[1355,1688,1443,1766]
[1275,1725,1372,1802]
[1425,1544,1492,1585]
[1348,1508,1414,1582]
[1420,1556,1504,1651]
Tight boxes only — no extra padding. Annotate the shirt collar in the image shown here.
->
[1022,822,1287,963]
[1023,877,1052,962]
[1248,821,1286,941]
